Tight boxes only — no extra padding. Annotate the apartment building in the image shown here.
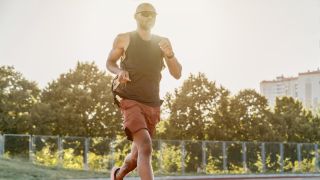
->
[260,69,320,111]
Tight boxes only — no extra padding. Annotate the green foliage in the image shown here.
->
[272,97,314,142]
[112,138,131,168]
[160,142,184,173]
[0,66,40,134]
[309,115,320,143]
[88,152,109,171]
[35,62,122,137]
[298,158,316,172]
[163,73,320,143]
[229,89,274,141]
[3,135,30,159]
[163,72,230,140]
[206,155,224,174]
[1,63,320,176]
[34,145,58,166]
[62,148,83,169]
[1,64,320,144]
[254,153,264,173]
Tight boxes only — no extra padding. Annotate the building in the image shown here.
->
[260,69,320,111]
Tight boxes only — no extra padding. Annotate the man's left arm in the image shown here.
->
[159,38,182,79]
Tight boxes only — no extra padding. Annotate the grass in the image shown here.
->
[0,157,108,180]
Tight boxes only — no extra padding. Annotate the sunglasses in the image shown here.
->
[138,11,157,18]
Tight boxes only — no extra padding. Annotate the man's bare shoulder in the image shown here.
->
[116,32,130,42]
[114,32,130,48]
[155,34,170,42]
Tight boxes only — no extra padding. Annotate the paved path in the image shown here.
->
[69,174,320,180]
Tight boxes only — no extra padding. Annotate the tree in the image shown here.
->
[162,72,232,172]
[205,86,232,141]
[272,97,313,142]
[228,89,274,141]
[309,113,320,143]
[34,62,122,137]
[223,89,275,171]
[0,66,40,134]
[163,72,228,141]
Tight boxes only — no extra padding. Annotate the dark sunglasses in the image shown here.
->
[139,11,157,18]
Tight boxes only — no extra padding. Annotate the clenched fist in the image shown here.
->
[117,70,131,84]
[159,38,174,58]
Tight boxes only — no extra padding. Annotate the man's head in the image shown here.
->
[134,3,157,30]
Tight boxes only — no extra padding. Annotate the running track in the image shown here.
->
[70,174,320,180]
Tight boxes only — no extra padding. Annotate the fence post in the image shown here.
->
[158,140,163,173]
[0,134,4,157]
[110,139,115,168]
[315,144,319,172]
[280,143,284,173]
[57,136,63,168]
[261,142,266,173]
[297,143,301,172]
[242,142,247,173]
[83,137,89,170]
[222,142,227,172]
[29,135,34,163]
[181,141,185,175]
[202,141,206,173]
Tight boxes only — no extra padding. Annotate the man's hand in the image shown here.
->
[117,70,131,83]
[159,37,182,79]
[159,38,174,58]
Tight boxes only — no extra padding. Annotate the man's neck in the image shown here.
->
[136,28,152,41]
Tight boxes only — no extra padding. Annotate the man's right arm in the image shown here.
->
[106,34,125,75]
[106,33,131,83]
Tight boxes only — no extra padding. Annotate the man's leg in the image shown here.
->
[116,143,138,179]
[132,129,154,180]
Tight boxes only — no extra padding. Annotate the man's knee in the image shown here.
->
[139,138,152,156]
[133,129,153,156]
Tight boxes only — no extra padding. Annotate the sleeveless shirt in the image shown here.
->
[117,31,164,107]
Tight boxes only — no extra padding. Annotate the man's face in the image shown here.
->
[135,4,157,30]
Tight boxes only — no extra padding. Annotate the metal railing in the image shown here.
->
[0,134,319,175]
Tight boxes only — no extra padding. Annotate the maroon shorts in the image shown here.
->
[119,99,161,141]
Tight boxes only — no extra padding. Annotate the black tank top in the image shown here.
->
[118,31,164,107]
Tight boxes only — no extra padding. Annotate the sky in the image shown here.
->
[0,0,320,97]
